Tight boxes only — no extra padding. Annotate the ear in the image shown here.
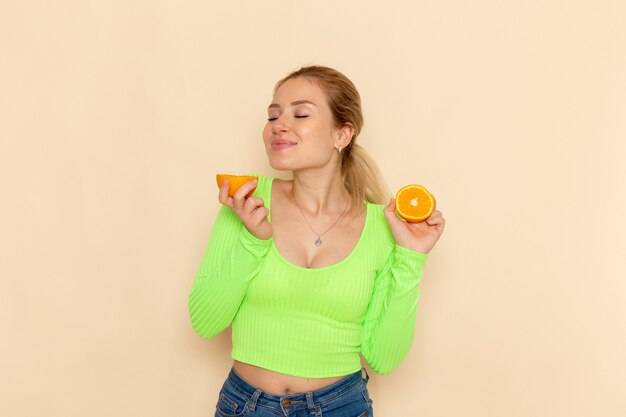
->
[336,122,355,148]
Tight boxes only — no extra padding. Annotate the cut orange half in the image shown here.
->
[216,174,258,198]
[395,184,436,223]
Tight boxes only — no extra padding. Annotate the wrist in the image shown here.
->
[242,224,272,243]
[396,243,429,257]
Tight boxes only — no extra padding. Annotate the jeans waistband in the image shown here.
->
[225,366,369,412]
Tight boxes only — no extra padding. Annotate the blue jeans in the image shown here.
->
[214,366,374,417]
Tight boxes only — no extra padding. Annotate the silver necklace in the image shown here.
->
[292,194,350,246]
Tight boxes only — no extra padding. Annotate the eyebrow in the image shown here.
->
[268,100,318,109]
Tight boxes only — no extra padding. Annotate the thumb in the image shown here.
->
[384,198,397,220]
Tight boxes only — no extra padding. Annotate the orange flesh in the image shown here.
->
[395,184,436,223]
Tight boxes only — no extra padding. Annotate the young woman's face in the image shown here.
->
[263,77,341,171]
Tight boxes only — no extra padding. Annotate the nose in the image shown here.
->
[271,114,289,134]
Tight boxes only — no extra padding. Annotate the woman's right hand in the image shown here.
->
[218,179,272,241]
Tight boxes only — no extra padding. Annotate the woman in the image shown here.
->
[188,66,445,417]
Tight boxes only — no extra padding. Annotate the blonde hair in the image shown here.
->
[274,65,391,210]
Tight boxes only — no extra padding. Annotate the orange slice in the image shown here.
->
[395,184,436,223]
[216,174,258,198]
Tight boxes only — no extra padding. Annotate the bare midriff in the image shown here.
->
[233,360,351,395]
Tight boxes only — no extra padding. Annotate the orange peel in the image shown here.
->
[216,174,258,198]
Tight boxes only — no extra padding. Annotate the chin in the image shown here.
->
[266,148,329,172]
[265,152,293,171]
[267,159,294,171]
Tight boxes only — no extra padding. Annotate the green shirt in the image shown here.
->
[188,174,428,377]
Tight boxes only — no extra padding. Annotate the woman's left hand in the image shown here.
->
[383,198,446,254]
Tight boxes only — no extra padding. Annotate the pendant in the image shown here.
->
[314,237,322,246]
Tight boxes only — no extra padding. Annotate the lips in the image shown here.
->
[270,139,297,151]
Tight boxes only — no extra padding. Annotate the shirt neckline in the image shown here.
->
[266,176,372,272]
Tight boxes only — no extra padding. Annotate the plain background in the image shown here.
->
[1,1,625,416]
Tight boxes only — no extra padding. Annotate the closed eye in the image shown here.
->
[267,115,308,121]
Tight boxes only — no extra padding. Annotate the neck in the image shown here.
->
[290,170,350,215]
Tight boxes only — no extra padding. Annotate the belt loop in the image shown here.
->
[306,391,316,414]
[361,367,370,383]
[248,388,262,412]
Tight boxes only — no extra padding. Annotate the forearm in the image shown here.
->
[188,208,272,339]
[361,245,428,374]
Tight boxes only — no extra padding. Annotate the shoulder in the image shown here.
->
[250,174,292,201]
[366,201,389,222]
[364,201,396,246]
[248,173,288,201]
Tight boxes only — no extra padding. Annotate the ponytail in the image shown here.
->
[342,143,391,210]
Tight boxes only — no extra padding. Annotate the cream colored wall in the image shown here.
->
[1,1,624,416]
